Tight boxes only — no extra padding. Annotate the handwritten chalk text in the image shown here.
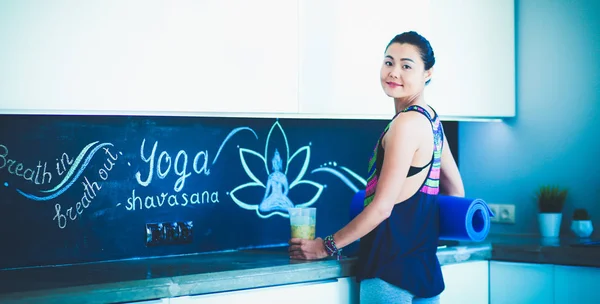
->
[0,144,52,185]
[52,146,120,229]
[53,176,102,229]
[125,189,219,211]
[55,153,73,176]
[135,139,210,192]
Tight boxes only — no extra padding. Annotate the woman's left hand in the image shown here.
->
[288,237,329,260]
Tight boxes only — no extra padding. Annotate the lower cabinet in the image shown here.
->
[490,261,600,304]
[490,261,554,304]
[169,277,359,304]
[554,265,600,304]
[128,261,600,304]
[127,300,169,304]
[440,260,489,304]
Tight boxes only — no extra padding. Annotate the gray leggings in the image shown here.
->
[360,278,440,304]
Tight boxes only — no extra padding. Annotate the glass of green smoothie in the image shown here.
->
[288,207,316,240]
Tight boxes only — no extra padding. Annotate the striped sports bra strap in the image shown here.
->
[401,105,434,122]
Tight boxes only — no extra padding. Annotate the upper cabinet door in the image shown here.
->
[0,0,299,115]
[299,0,515,119]
[425,0,516,119]
[1,0,514,119]
[299,0,432,119]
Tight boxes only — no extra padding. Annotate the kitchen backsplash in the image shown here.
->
[0,113,459,269]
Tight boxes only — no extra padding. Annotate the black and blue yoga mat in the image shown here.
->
[349,190,494,242]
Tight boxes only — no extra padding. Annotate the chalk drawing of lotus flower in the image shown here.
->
[228,120,324,218]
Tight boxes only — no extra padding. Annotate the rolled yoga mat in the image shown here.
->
[350,190,366,221]
[349,191,494,242]
[437,195,494,242]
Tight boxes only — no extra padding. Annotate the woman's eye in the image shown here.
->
[385,61,393,66]
[403,65,411,69]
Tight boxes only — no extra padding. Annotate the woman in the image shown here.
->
[288,31,465,303]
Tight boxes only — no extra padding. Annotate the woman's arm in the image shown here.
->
[329,115,423,248]
[288,113,425,259]
[439,131,465,197]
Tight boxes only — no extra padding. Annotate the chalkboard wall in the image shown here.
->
[0,115,458,269]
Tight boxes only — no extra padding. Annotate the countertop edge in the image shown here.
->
[3,237,598,304]
[0,258,356,304]
[0,244,491,304]
[491,244,600,268]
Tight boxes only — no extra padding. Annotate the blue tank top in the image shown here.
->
[356,105,445,298]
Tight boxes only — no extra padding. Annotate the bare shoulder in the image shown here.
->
[384,111,430,147]
[391,111,430,135]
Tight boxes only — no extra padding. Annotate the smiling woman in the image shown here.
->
[288,31,465,304]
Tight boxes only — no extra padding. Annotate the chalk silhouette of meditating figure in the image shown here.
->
[259,149,294,213]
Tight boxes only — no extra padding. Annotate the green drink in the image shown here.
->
[289,207,316,240]
[291,224,316,240]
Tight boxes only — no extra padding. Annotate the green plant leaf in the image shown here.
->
[535,184,568,213]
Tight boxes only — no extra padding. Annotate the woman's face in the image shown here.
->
[380,43,432,99]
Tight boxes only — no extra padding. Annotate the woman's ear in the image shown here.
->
[424,67,434,83]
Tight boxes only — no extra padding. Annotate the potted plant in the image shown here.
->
[571,208,594,238]
[535,185,567,238]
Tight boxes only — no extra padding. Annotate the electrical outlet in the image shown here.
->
[146,221,193,246]
[489,204,500,222]
[488,204,515,224]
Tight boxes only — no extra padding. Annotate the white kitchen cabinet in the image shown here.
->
[440,261,489,304]
[124,299,170,304]
[298,0,431,119]
[298,0,515,120]
[0,0,299,116]
[489,261,554,304]
[169,277,359,304]
[427,0,516,119]
[554,265,600,304]
[2,1,515,119]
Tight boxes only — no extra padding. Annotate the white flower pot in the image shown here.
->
[571,220,594,238]
[538,213,562,238]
